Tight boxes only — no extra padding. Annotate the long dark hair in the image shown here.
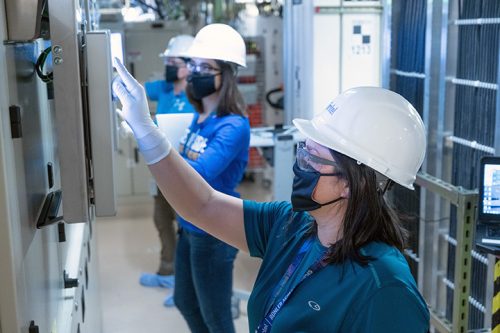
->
[186,60,247,117]
[325,150,408,266]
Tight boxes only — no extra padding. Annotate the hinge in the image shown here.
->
[9,105,22,138]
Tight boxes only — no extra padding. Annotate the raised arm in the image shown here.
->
[112,59,248,251]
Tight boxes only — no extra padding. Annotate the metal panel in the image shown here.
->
[86,31,117,217]
[340,10,382,91]
[0,3,24,331]
[416,172,477,333]
[2,40,65,333]
[272,134,295,201]
[283,0,314,124]
[4,0,44,41]
[312,11,341,114]
[48,0,90,223]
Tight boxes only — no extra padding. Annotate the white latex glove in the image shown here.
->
[112,60,155,138]
[112,58,171,164]
[119,119,134,138]
[115,108,135,138]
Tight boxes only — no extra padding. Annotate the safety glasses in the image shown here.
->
[296,141,341,173]
[187,61,221,75]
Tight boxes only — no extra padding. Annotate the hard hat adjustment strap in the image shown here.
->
[379,179,394,195]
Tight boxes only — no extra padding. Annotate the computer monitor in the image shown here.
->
[475,156,500,253]
[478,156,500,222]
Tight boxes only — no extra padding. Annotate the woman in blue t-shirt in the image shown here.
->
[113,50,430,333]
[172,24,250,333]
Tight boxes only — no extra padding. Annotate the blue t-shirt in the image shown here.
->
[178,112,250,233]
[145,80,195,116]
[243,200,430,333]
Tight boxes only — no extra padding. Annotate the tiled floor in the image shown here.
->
[96,176,272,333]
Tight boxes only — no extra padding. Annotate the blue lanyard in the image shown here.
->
[256,237,329,333]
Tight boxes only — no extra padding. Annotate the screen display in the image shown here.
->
[110,33,124,64]
[482,163,500,214]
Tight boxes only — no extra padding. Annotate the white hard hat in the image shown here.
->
[184,24,246,67]
[293,87,426,190]
[160,35,195,58]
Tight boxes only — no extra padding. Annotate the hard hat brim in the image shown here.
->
[293,118,415,190]
[184,41,246,67]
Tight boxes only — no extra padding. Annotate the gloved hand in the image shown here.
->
[112,58,171,164]
[112,60,155,138]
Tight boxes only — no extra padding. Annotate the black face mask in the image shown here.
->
[165,65,179,82]
[187,73,218,99]
[291,161,345,212]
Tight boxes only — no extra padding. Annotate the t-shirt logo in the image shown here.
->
[179,130,208,161]
[174,98,186,112]
[308,300,321,311]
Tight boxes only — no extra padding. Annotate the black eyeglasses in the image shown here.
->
[187,61,221,75]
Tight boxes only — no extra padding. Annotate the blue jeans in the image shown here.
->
[174,228,238,333]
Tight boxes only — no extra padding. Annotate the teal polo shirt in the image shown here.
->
[243,200,430,333]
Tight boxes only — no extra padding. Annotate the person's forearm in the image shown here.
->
[148,150,248,251]
[149,149,214,224]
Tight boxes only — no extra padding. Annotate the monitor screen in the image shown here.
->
[482,163,500,214]
[110,32,124,64]
[479,157,500,219]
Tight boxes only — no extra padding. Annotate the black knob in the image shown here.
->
[63,270,79,289]
[29,320,39,333]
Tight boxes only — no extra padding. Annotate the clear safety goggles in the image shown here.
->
[296,141,341,173]
[187,61,221,75]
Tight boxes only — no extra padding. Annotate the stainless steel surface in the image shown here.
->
[48,0,90,223]
[86,30,117,217]
[7,42,52,232]
[0,3,23,331]
[1,38,100,333]
[272,135,295,201]
[4,0,44,41]
[0,1,103,332]
[2,39,62,333]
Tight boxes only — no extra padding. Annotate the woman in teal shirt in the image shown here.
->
[113,51,430,332]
